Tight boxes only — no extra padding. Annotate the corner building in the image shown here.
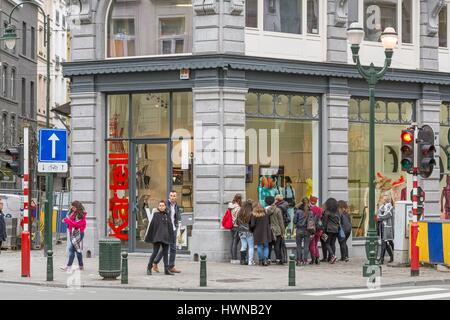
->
[64,0,450,260]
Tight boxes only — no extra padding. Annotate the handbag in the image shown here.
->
[320,233,328,242]
[338,226,346,241]
[144,208,155,240]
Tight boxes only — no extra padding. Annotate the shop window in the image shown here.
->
[439,5,447,48]
[245,91,320,241]
[439,103,450,188]
[348,98,415,238]
[363,0,397,42]
[264,0,302,35]
[246,0,258,28]
[307,0,319,34]
[172,92,193,137]
[132,93,170,138]
[108,95,129,139]
[107,0,192,58]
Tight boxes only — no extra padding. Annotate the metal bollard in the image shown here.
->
[200,254,207,287]
[288,254,295,286]
[47,250,53,282]
[121,251,128,285]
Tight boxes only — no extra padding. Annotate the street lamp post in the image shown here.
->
[0,1,82,268]
[346,23,398,278]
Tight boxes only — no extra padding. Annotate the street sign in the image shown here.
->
[38,162,68,173]
[38,129,68,162]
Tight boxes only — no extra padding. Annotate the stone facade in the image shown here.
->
[64,0,450,260]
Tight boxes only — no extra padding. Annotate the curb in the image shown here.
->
[1,278,450,293]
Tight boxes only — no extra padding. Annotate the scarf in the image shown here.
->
[70,219,82,253]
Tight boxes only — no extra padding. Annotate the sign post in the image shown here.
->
[38,128,68,280]
[22,126,30,277]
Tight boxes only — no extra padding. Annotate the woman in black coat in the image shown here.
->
[145,200,175,275]
[249,203,272,266]
[323,198,340,264]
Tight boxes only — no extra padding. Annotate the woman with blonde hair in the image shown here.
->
[249,202,272,266]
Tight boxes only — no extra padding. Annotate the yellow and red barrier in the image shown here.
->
[415,221,450,265]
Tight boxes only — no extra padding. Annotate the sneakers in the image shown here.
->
[59,266,71,272]
[169,267,181,273]
[152,264,160,273]
[248,260,256,266]
[147,267,152,275]
[330,256,337,264]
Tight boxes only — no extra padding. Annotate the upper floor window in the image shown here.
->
[246,0,319,35]
[2,113,7,145]
[2,65,7,98]
[363,0,412,44]
[107,0,193,58]
[10,115,16,145]
[11,68,16,100]
[439,5,448,48]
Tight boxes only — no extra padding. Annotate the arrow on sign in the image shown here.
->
[48,133,60,159]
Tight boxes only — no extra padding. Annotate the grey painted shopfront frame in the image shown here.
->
[104,90,191,252]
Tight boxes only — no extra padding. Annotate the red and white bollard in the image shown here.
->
[21,126,30,277]
[410,127,420,277]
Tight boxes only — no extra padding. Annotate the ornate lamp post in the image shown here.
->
[0,1,82,261]
[346,22,398,278]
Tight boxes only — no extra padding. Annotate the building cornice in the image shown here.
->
[63,54,450,86]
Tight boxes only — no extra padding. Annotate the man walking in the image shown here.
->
[0,197,7,273]
[152,191,182,273]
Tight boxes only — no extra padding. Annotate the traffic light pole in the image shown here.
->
[411,124,420,276]
[22,126,30,277]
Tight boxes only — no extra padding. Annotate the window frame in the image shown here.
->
[245,0,321,36]
[359,0,414,45]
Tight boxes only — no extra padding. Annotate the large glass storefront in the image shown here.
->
[348,97,415,238]
[440,102,450,189]
[245,91,321,240]
[106,91,193,251]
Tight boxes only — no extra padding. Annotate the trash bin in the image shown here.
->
[99,238,121,279]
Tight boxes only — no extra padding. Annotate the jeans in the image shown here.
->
[339,232,351,259]
[155,228,177,268]
[148,242,169,269]
[325,232,338,258]
[239,231,255,264]
[230,227,240,260]
[67,233,84,267]
[296,231,311,262]
[257,243,269,261]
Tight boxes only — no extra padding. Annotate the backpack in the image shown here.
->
[307,215,316,234]
[277,203,291,227]
[221,208,233,229]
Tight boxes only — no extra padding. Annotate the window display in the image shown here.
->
[245,91,320,240]
[264,0,302,34]
[348,98,415,238]
[440,103,450,188]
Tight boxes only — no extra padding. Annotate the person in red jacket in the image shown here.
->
[60,201,87,272]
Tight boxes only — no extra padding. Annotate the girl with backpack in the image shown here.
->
[323,198,340,264]
[60,201,87,272]
[236,200,255,265]
[294,198,315,266]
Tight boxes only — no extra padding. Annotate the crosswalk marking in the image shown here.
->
[340,288,446,300]
[388,292,450,300]
[307,288,382,296]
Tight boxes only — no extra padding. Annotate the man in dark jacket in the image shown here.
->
[0,197,7,273]
[153,191,182,273]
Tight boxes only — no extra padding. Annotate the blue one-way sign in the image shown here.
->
[39,129,68,162]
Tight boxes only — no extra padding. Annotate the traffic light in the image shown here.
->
[401,128,414,173]
[417,125,436,178]
[5,145,24,177]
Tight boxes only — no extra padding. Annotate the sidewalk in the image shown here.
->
[1,244,450,292]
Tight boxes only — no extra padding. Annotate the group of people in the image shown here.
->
[228,192,395,266]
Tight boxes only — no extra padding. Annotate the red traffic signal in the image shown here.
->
[401,131,413,143]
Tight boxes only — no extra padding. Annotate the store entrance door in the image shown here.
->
[130,141,170,251]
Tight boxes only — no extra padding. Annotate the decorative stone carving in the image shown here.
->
[427,0,446,36]
[68,0,92,27]
[194,0,218,15]
[335,0,348,27]
[230,0,244,15]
